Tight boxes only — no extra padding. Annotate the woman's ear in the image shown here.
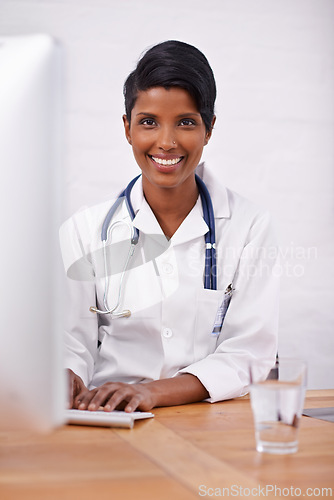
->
[122,114,132,145]
[204,115,216,145]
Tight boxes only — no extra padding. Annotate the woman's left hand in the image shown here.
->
[74,382,156,413]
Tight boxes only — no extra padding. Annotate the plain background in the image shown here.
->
[0,0,333,389]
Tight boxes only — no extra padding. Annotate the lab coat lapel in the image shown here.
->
[171,199,209,245]
[132,199,165,235]
[126,176,164,235]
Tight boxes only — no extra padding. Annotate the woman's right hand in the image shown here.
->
[67,369,88,409]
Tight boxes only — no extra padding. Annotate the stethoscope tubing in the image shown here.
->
[195,175,216,290]
[101,176,140,244]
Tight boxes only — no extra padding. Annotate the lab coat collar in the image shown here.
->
[130,181,209,243]
[130,177,165,235]
[171,198,209,245]
[127,163,230,243]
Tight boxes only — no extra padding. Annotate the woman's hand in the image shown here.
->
[67,369,88,409]
[72,374,209,413]
[74,382,156,413]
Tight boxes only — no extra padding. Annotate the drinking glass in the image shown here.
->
[249,358,307,454]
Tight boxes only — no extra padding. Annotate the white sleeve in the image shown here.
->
[179,211,280,402]
[59,215,99,387]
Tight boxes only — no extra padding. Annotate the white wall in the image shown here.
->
[1,0,333,389]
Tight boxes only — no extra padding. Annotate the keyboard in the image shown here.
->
[65,409,154,429]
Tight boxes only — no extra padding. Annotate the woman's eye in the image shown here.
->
[179,119,196,126]
[140,118,156,126]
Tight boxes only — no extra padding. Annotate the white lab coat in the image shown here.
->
[59,164,279,402]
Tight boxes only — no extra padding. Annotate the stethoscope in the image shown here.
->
[90,174,216,318]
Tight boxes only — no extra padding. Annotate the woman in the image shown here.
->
[60,40,279,413]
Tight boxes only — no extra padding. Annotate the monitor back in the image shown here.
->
[0,34,66,431]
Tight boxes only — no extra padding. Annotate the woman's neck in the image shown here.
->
[142,176,199,239]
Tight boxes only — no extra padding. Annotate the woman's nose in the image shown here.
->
[158,127,176,150]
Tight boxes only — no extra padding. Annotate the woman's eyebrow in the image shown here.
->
[136,112,157,117]
[177,112,201,117]
[135,112,201,117]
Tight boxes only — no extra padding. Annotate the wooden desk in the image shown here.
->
[0,390,333,500]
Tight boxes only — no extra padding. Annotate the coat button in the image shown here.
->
[162,263,173,274]
[162,328,173,338]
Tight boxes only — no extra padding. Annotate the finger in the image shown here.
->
[68,370,87,409]
[75,388,98,410]
[103,388,139,412]
[68,385,74,409]
[67,371,76,409]
[86,386,119,411]
[123,394,142,413]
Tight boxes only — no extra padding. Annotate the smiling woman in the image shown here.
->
[123,86,214,237]
[60,40,280,414]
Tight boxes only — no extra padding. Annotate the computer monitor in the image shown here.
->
[0,34,66,431]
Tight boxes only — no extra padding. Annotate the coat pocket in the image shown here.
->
[194,288,225,360]
[194,285,234,360]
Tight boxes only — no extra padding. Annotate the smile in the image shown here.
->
[150,155,183,166]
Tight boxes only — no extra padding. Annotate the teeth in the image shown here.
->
[151,156,182,166]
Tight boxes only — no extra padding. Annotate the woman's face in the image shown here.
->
[123,87,214,193]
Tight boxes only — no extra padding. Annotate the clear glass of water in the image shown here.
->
[249,358,307,454]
